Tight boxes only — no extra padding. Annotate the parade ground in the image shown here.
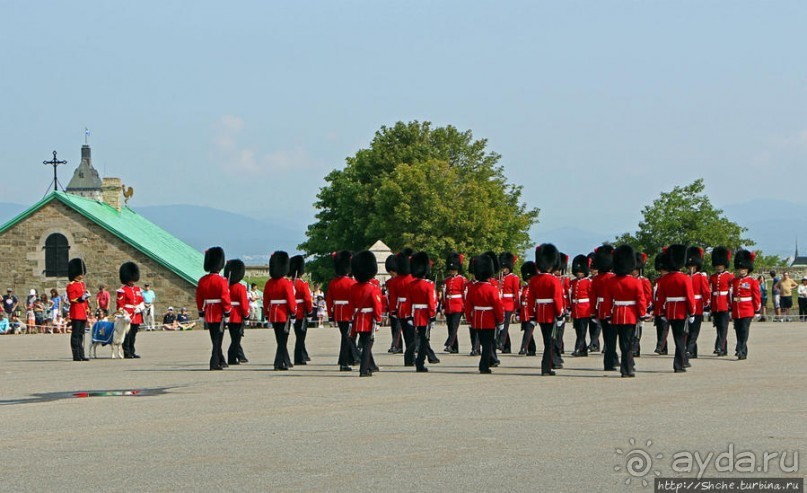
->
[2,322,804,492]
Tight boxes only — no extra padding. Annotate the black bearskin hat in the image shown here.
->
[351,250,378,283]
[664,244,687,271]
[333,250,352,277]
[474,254,494,281]
[446,252,463,272]
[270,251,290,280]
[535,243,560,273]
[685,247,704,270]
[734,249,755,272]
[635,251,648,275]
[484,251,500,275]
[67,258,86,281]
[410,252,431,279]
[520,261,538,281]
[119,261,140,284]
[654,251,668,272]
[223,259,246,285]
[712,246,731,268]
[385,254,398,274]
[395,248,413,276]
[572,254,590,277]
[558,253,569,274]
[204,246,225,273]
[289,255,305,278]
[499,252,516,272]
[613,245,637,276]
[593,244,614,272]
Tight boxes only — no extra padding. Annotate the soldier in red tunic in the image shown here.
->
[348,250,383,377]
[603,245,648,377]
[551,253,570,368]
[484,251,502,367]
[527,244,566,376]
[586,252,601,353]
[569,255,592,357]
[406,252,438,372]
[263,251,297,371]
[66,258,90,361]
[289,255,313,365]
[327,251,358,371]
[442,252,466,354]
[653,252,671,355]
[383,255,402,354]
[465,255,504,374]
[685,247,709,359]
[591,245,618,371]
[656,244,696,373]
[118,261,145,359]
[518,261,538,355]
[709,246,734,357]
[731,250,761,360]
[497,252,520,353]
[224,259,250,366]
[391,249,419,366]
[196,247,232,370]
[632,252,652,358]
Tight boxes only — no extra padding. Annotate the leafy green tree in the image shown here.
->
[300,121,539,282]
[615,179,753,273]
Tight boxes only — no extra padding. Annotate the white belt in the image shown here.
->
[597,297,604,302]
[572,298,589,303]
[447,294,462,299]
[694,295,702,300]
[535,298,553,304]
[203,299,221,304]
[269,300,287,305]
[124,304,136,308]
[231,302,240,306]
[359,308,374,313]
[735,297,752,302]
[613,300,636,306]
[713,291,729,296]
[474,306,493,311]
[333,300,348,305]
[502,294,515,298]
[296,299,304,303]
[667,297,686,302]
[412,304,428,309]
[397,297,407,303]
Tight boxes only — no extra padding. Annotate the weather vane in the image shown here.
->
[43,150,67,193]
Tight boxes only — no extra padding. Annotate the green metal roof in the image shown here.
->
[0,191,205,285]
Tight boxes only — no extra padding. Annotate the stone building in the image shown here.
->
[0,146,205,312]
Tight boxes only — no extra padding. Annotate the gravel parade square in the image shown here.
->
[2,322,804,492]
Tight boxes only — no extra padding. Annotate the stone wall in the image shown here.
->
[0,201,197,313]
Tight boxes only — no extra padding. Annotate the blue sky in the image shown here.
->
[1,1,805,244]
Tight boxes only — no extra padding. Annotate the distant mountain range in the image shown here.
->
[0,198,803,262]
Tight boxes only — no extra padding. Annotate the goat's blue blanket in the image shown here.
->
[91,321,116,345]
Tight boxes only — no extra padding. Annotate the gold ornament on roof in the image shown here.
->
[122,185,134,205]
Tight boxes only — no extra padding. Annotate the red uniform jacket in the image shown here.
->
[385,275,399,317]
[731,275,761,319]
[263,278,297,323]
[228,282,250,323]
[518,282,531,322]
[526,273,565,324]
[500,273,520,312]
[590,272,615,319]
[656,271,696,320]
[394,274,414,318]
[569,277,592,319]
[639,276,653,314]
[118,284,145,325]
[603,275,647,325]
[690,271,710,316]
[293,279,313,319]
[560,276,571,312]
[709,271,735,313]
[443,274,467,314]
[326,276,357,322]
[196,274,231,324]
[348,281,382,333]
[408,278,437,327]
[66,280,89,321]
[465,280,504,329]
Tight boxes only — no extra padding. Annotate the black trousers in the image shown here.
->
[470,326,481,354]
[539,323,555,374]
[402,320,417,366]
[669,319,688,371]
[655,316,670,352]
[712,311,730,354]
[415,326,431,369]
[389,316,403,351]
[444,312,462,352]
[227,322,245,364]
[520,321,536,355]
[70,319,87,360]
[552,320,565,365]
[477,329,495,372]
[632,321,642,356]
[123,323,140,357]
[685,315,703,358]
[499,311,513,352]
[272,321,291,369]
[207,322,224,369]
[602,320,619,370]
[293,318,310,364]
[588,318,601,351]
[799,298,807,321]
[358,331,374,375]
[614,324,636,376]
[733,317,751,358]
[337,321,353,366]
[573,317,589,355]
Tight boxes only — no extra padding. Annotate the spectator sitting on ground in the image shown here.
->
[162,306,179,331]
[176,307,195,331]
[0,312,10,334]
[9,313,24,334]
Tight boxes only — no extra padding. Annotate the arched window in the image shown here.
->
[44,233,70,277]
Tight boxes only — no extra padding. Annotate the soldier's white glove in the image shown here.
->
[555,317,564,328]
[528,320,537,329]
[688,316,695,324]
